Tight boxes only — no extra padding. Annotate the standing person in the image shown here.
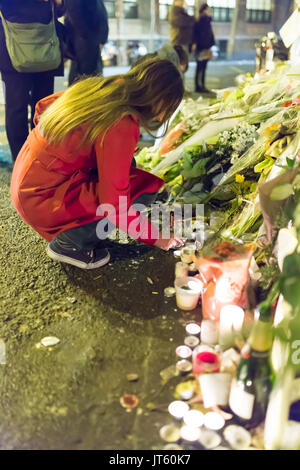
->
[168,0,195,54]
[192,3,215,93]
[10,58,185,270]
[0,0,65,162]
[64,0,108,86]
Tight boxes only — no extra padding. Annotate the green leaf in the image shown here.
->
[286,157,296,169]
[270,183,294,201]
[279,276,300,310]
[254,158,274,173]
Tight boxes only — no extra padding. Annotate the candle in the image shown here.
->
[223,425,251,450]
[200,319,219,345]
[185,323,201,336]
[184,336,200,348]
[180,247,195,264]
[159,424,181,443]
[180,425,201,442]
[183,410,204,428]
[199,373,232,408]
[168,401,189,419]
[219,305,245,348]
[176,359,193,374]
[198,429,222,449]
[175,262,189,279]
[175,345,193,360]
[193,350,220,375]
[204,412,225,431]
[174,276,203,311]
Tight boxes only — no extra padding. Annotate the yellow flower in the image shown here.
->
[235,174,245,183]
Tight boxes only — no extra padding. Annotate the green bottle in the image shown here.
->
[229,302,274,429]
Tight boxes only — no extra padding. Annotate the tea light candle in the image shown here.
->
[201,319,219,345]
[184,336,200,348]
[176,359,193,375]
[185,323,201,336]
[180,425,201,442]
[219,305,244,348]
[168,401,189,419]
[204,412,225,431]
[176,345,192,360]
[175,262,189,279]
[183,410,204,428]
[173,250,182,258]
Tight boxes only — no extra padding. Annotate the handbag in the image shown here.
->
[0,4,61,73]
[197,48,213,61]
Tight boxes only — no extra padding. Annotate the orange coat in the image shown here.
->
[10,92,164,245]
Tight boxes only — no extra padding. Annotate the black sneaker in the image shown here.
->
[46,239,110,269]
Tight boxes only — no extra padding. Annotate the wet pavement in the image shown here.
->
[0,60,254,450]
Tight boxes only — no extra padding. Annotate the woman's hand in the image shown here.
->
[154,236,184,251]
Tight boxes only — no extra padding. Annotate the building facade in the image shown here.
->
[102,0,294,64]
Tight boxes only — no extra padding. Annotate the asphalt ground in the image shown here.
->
[0,60,254,450]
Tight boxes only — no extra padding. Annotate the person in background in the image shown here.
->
[168,0,195,55]
[192,3,215,93]
[64,0,108,85]
[133,43,189,76]
[10,58,184,270]
[0,0,65,162]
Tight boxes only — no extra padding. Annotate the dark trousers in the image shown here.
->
[68,36,103,86]
[1,71,54,161]
[195,60,208,89]
[55,191,158,251]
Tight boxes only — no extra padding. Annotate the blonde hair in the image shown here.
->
[39,58,184,146]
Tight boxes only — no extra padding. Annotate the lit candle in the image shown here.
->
[175,345,193,360]
[175,262,189,279]
[174,277,203,311]
[204,412,225,431]
[185,323,201,336]
[219,305,244,348]
[180,425,201,442]
[200,319,219,345]
[183,410,204,428]
[168,401,189,420]
[176,359,193,375]
[184,336,200,348]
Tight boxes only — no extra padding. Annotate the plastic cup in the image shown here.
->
[174,276,203,311]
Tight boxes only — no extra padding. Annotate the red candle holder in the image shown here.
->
[192,351,220,375]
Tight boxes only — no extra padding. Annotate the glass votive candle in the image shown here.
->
[174,277,203,311]
[176,345,193,360]
[200,319,219,345]
[184,336,200,348]
[175,262,189,279]
[192,350,220,375]
[176,359,193,375]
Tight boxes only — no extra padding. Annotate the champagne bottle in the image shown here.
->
[228,302,274,429]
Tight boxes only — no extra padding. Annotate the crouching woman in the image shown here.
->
[10,58,184,269]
